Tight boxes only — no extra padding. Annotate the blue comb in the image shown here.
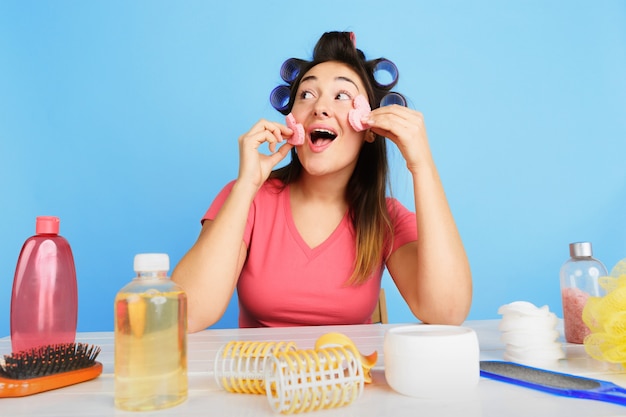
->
[480,360,626,406]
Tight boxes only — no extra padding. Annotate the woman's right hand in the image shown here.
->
[237,119,294,189]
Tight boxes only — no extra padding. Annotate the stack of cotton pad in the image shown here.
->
[498,301,564,365]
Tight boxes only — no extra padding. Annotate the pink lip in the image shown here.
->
[308,139,334,153]
[307,124,338,153]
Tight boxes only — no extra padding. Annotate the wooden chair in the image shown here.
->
[371,288,388,324]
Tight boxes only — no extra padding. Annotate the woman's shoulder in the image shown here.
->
[385,196,416,225]
[385,196,411,211]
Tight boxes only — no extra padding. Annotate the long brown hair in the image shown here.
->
[270,32,402,284]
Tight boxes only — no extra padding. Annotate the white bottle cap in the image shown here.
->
[134,253,170,272]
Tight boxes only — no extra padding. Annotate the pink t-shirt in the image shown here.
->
[203,179,417,327]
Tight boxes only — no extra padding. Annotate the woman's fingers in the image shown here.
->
[365,106,430,169]
[365,105,424,139]
[237,119,294,186]
[241,119,291,151]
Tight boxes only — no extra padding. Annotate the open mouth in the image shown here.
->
[310,129,337,145]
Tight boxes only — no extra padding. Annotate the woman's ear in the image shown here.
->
[364,130,376,143]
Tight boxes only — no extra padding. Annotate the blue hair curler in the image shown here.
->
[380,92,406,107]
[373,59,399,88]
[270,85,291,114]
[280,58,305,83]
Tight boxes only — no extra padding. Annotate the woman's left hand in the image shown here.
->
[364,105,431,173]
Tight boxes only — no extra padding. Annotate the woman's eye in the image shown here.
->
[300,90,314,99]
[336,92,351,100]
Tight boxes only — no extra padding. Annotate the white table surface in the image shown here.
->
[2,320,626,416]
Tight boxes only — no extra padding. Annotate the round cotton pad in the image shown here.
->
[348,95,371,132]
[285,113,305,146]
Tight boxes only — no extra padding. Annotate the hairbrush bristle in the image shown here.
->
[0,343,101,380]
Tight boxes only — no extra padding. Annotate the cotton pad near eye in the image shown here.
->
[285,113,305,146]
[348,95,371,132]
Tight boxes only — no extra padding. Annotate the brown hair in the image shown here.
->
[270,32,403,284]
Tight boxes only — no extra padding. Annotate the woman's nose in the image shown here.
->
[313,97,332,118]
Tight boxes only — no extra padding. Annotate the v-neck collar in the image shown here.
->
[283,184,350,259]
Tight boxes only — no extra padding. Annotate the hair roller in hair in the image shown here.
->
[280,58,305,83]
[264,346,365,414]
[372,59,399,88]
[270,85,292,114]
[380,92,407,107]
[213,341,298,394]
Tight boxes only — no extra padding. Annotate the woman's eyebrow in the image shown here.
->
[336,76,360,91]
[299,75,360,91]
[300,75,317,84]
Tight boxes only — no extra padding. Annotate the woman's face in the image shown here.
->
[290,61,370,179]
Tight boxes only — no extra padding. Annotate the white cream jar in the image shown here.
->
[384,325,479,398]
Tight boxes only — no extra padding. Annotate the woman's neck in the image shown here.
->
[292,171,349,204]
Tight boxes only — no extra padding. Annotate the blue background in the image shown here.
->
[1,1,625,337]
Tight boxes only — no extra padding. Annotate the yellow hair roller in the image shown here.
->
[214,341,298,394]
[314,332,378,383]
[213,333,378,414]
[265,345,364,414]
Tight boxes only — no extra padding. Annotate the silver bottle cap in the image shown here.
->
[569,242,593,258]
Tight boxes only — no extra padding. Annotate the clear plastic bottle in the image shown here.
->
[560,242,608,344]
[114,253,188,411]
[10,216,78,353]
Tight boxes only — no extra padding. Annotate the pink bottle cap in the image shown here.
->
[36,216,60,235]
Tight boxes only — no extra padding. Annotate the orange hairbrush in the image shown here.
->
[0,343,102,398]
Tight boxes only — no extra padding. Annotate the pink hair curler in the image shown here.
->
[348,95,371,132]
[285,113,305,146]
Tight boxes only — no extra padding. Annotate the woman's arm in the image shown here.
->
[172,184,253,332]
[172,119,293,332]
[365,106,472,325]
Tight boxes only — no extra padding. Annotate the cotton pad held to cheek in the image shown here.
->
[285,113,305,146]
[349,94,371,132]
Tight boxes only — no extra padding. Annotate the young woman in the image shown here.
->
[172,32,472,332]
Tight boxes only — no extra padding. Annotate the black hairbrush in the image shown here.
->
[0,343,102,397]
[480,360,626,406]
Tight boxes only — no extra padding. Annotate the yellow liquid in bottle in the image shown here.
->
[114,289,188,411]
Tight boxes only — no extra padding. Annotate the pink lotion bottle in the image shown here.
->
[10,216,78,353]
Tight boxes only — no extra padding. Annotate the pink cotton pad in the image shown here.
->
[348,95,371,132]
[286,113,305,146]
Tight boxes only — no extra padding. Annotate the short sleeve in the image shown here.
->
[387,198,418,253]
[202,180,255,246]
[203,181,235,221]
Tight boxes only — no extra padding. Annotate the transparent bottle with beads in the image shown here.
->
[560,242,608,344]
[114,253,188,411]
